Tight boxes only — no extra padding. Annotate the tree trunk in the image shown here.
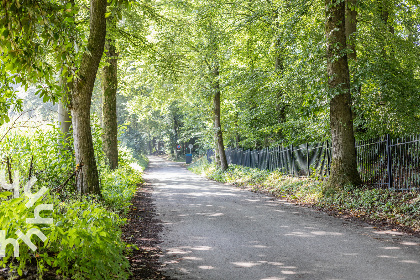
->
[148,134,152,155]
[378,0,394,35]
[58,99,72,149]
[272,5,288,133]
[325,0,361,188]
[173,116,179,158]
[101,26,119,170]
[70,0,107,195]
[213,64,228,171]
[58,68,73,150]
[378,0,395,61]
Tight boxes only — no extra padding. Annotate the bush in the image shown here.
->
[0,124,75,193]
[46,198,130,280]
[0,124,148,279]
[102,165,142,214]
[0,193,130,279]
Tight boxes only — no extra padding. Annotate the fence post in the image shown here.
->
[386,134,393,190]
[291,144,294,176]
[306,143,310,177]
[326,141,331,177]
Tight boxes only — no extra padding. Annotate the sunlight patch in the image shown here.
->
[191,246,212,251]
[198,266,215,270]
[399,260,419,264]
[232,262,262,268]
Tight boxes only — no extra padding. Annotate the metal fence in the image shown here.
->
[207,134,420,191]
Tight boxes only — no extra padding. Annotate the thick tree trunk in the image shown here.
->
[325,0,361,188]
[101,34,119,170]
[213,65,228,171]
[70,0,107,195]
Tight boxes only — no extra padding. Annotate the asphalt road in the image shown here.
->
[144,156,420,280]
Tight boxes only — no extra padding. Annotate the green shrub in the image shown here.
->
[0,124,75,193]
[45,198,130,280]
[0,124,147,279]
[0,192,131,279]
[101,165,143,213]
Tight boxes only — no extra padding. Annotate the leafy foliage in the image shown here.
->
[119,0,420,152]
[0,193,131,279]
[0,121,146,279]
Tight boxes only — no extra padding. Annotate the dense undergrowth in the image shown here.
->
[0,123,148,279]
[190,157,420,232]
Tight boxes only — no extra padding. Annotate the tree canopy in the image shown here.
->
[2,0,420,186]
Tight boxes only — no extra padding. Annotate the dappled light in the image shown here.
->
[145,157,420,279]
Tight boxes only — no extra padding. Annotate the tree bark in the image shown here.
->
[325,0,361,188]
[213,64,228,171]
[58,99,72,149]
[101,25,119,170]
[70,0,107,195]
[58,68,73,150]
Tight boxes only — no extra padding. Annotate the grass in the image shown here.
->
[189,157,420,232]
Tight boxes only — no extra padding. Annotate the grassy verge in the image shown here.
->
[189,157,420,232]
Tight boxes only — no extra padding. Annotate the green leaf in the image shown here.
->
[2,29,9,38]
[0,191,12,198]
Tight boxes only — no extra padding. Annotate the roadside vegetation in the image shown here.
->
[190,157,420,233]
[0,123,148,279]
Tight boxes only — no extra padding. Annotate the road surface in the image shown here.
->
[144,156,420,280]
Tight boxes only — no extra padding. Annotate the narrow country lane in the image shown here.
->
[144,156,420,280]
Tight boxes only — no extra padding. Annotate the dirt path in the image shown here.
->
[122,182,172,279]
[142,156,420,280]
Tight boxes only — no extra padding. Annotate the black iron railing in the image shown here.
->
[206,134,420,191]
